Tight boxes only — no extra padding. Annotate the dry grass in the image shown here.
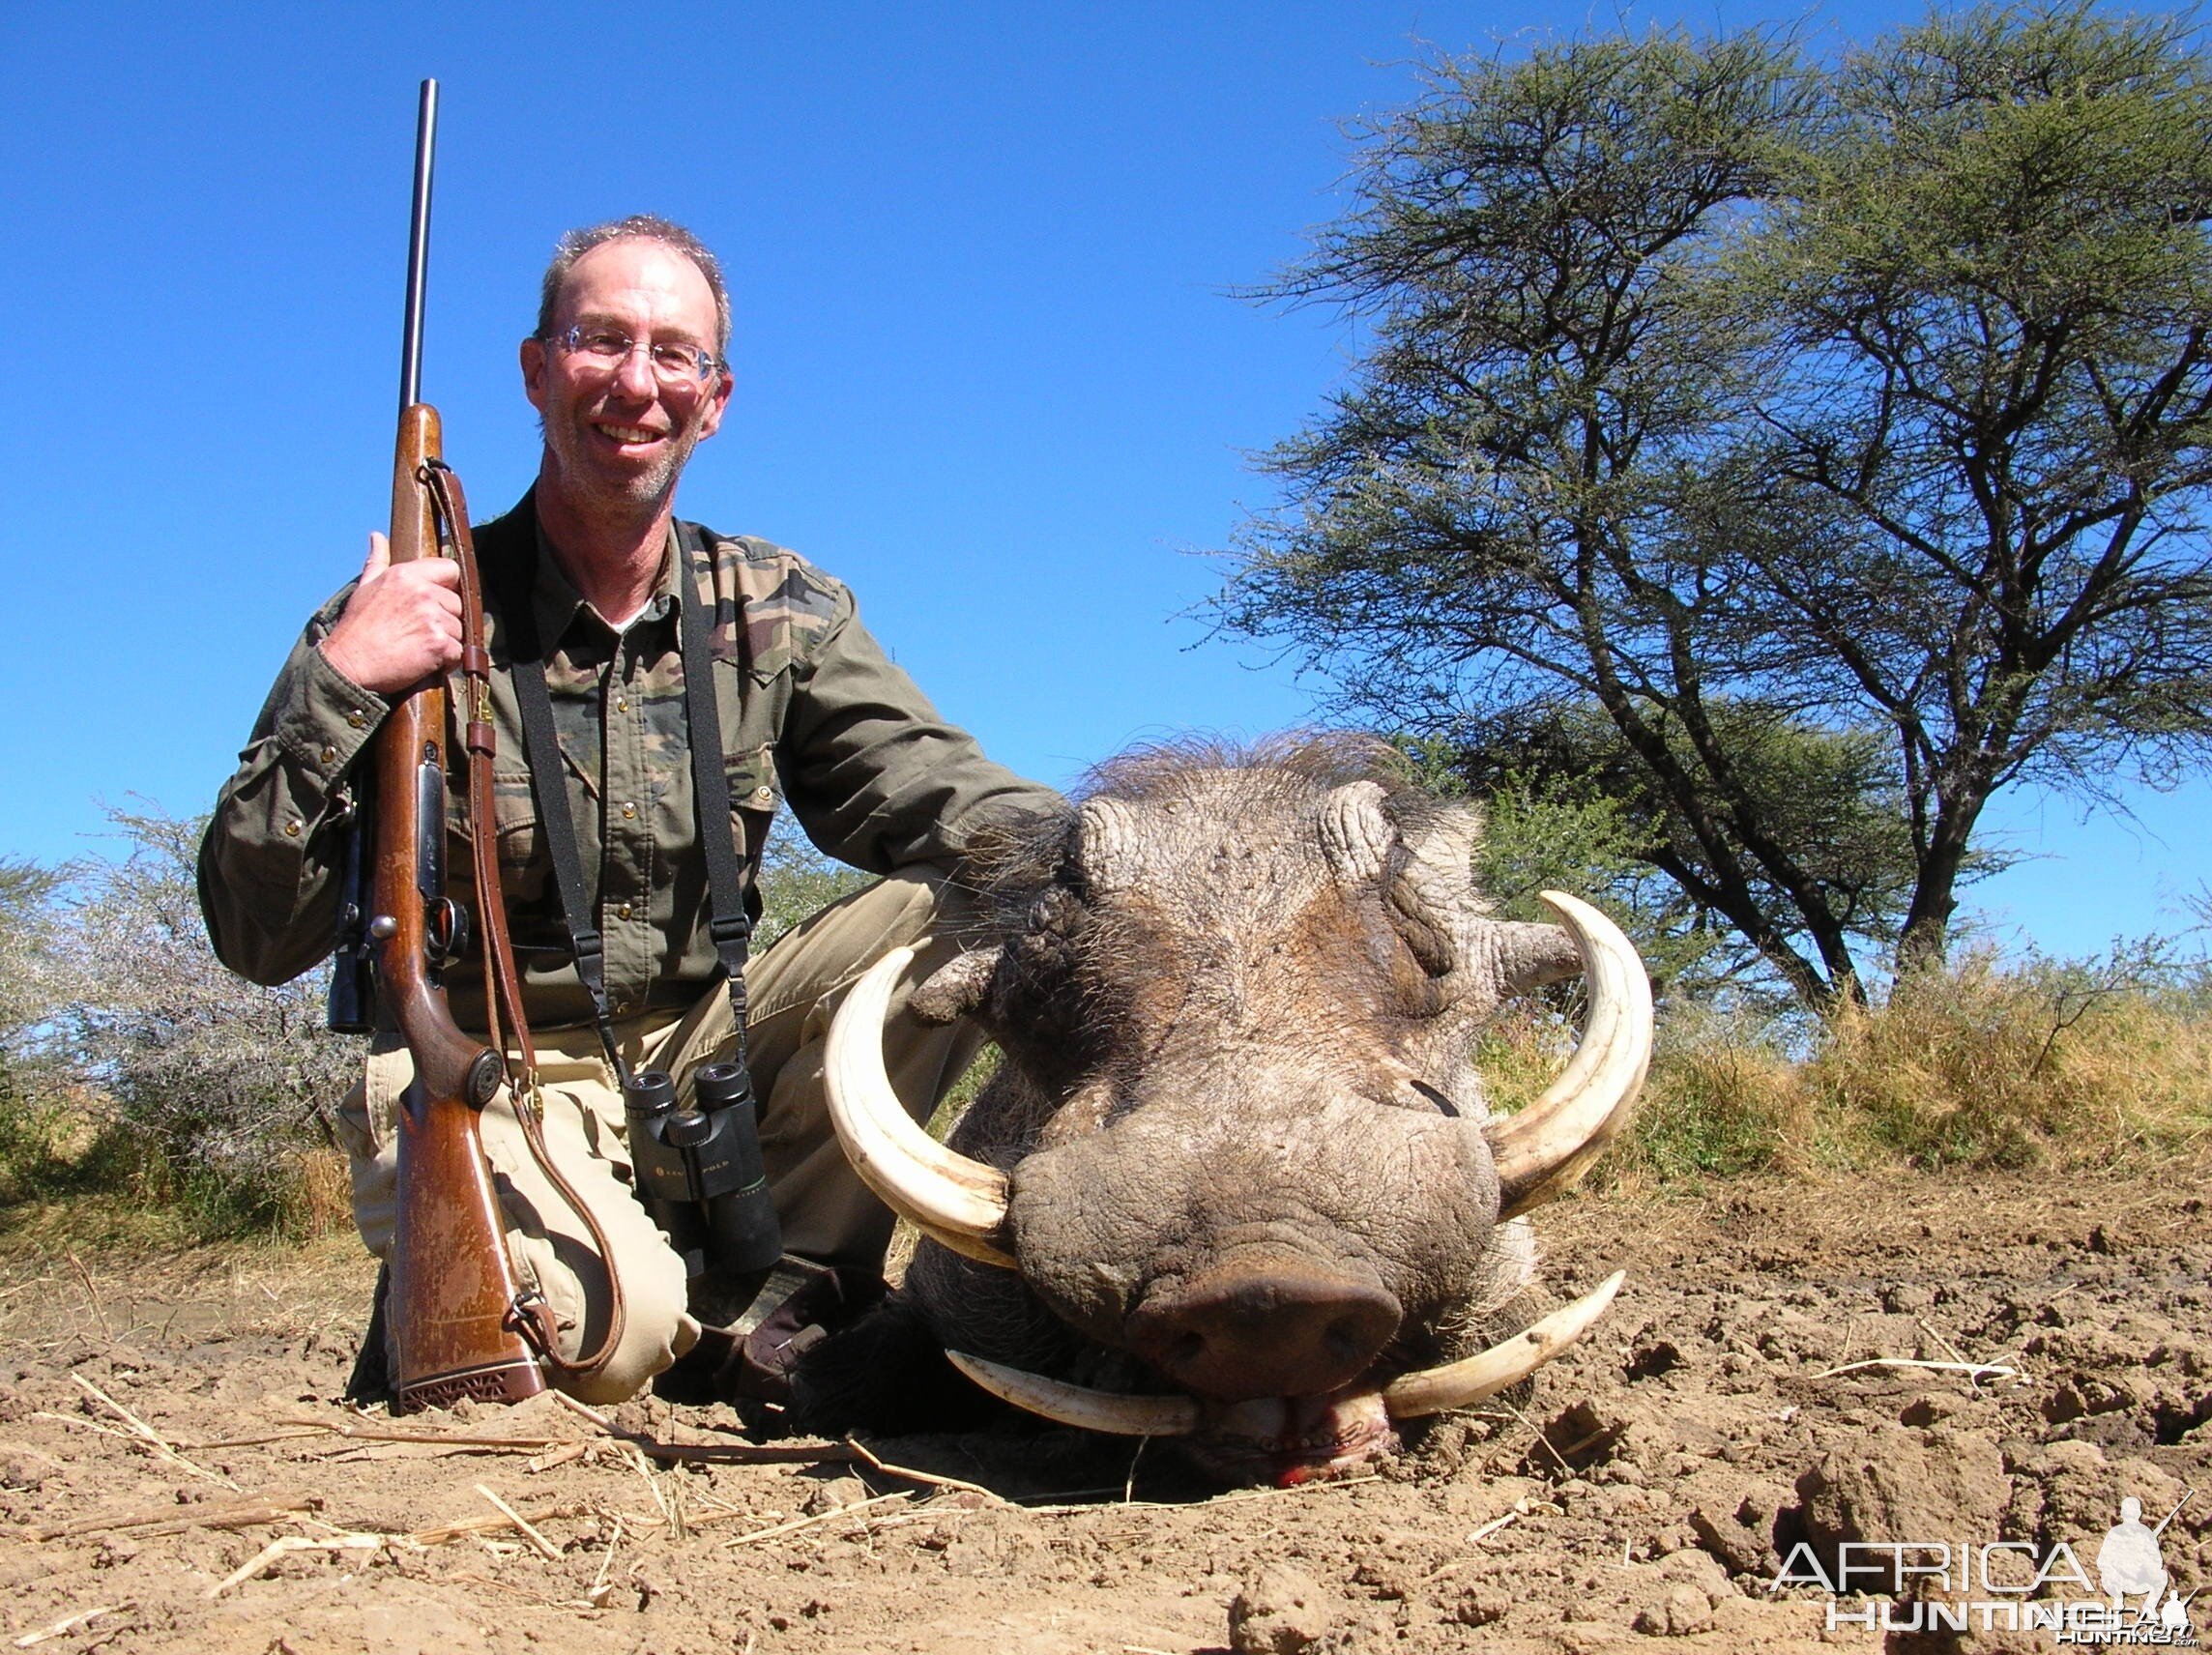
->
[273,1147,355,1240]
[1477,997,1812,1191]
[0,1087,357,1250]
[1808,950,2212,1172]
[1484,949,2212,1190]
[1607,1006,1812,1188]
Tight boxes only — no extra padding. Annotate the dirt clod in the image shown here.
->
[1229,1562,1338,1653]
[1633,1580,1715,1636]
[1796,1424,2013,1590]
[1451,1583,1511,1626]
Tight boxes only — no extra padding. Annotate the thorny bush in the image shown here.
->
[0,811,880,1238]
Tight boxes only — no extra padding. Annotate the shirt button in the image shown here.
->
[621,801,638,820]
[752,786,773,803]
[618,903,633,920]
[284,820,302,838]
[616,697,630,713]
[319,745,336,766]
[346,711,366,730]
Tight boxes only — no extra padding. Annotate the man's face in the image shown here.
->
[520,238,732,520]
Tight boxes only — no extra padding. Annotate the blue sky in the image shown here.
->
[2,2,2203,963]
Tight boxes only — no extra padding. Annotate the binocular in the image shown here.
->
[624,1061,782,1284]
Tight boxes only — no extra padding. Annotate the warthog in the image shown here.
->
[818,740,1650,1486]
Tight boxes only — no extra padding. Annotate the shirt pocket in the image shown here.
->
[722,741,781,866]
[490,770,553,895]
[485,726,600,867]
[435,759,544,907]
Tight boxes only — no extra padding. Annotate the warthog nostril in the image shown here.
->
[1324,1318,1372,1364]
[1126,1261,1402,1402]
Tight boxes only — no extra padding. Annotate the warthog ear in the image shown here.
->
[910,945,1004,1025]
[1394,798,1484,885]
[1382,803,1579,998]
[1319,781,1394,886]
[1323,786,1504,982]
[1072,798,1142,897]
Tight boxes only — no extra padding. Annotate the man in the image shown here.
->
[199,216,1060,1405]
[2096,1496,2170,1617]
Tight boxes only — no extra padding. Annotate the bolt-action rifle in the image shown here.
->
[334,79,550,1411]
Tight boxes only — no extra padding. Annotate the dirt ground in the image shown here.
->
[0,1158,2204,1655]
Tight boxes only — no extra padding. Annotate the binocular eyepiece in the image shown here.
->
[625,1060,782,1282]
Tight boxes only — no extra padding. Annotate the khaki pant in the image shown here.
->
[335,865,987,1404]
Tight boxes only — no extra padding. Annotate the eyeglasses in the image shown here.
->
[547,325,723,387]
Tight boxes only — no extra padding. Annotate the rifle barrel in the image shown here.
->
[398,77,438,413]
[2150,1490,2194,1536]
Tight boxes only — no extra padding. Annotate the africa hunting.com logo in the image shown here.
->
[1769,1491,2197,1643]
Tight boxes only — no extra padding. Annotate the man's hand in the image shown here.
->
[317,531,464,695]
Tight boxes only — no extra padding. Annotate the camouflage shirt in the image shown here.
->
[198,488,1060,1029]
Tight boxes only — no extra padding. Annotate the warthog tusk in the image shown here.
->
[1486,894,1652,1218]
[825,946,1017,1267]
[945,1350,1201,1437]
[1380,1269,1625,1419]
[946,1273,1623,1435]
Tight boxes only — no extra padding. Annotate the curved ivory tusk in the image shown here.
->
[1380,1269,1625,1419]
[1486,893,1653,1218]
[946,1350,1201,1437]
[825,946,1018,1267]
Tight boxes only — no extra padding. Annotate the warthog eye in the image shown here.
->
[1384,878,1456,979]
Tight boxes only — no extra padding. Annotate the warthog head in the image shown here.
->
[825,741,1649,1485]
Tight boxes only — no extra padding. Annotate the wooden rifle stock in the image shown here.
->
[374,404,548,1412]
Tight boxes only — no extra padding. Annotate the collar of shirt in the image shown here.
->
[526,492,684,647]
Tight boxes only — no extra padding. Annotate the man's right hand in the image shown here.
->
[317,531,464,695]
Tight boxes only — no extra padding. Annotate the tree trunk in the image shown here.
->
[1895,792,1986,973]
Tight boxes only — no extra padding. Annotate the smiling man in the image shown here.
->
[198,216,1060,1408]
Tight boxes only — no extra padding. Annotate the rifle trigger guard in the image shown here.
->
[424,896,470,971]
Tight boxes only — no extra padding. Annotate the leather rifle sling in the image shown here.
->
[422,461,625,1381]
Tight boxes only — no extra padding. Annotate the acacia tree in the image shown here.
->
[0,857,67,1113]
[1441,703,1926,1001]
[1221,9,2212,1007]
[52,809,361,1212]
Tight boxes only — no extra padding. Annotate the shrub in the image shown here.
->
[1615,1005,1808,1185]
[2,809,893,1241]
[1810,945,2212,1171]
[755,828,876,948]
[1471,999,1581,1120]
[1481,941,2212,1190]
[41,808,362,1236]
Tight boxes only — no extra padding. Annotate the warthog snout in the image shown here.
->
[1127,1254,1402,1400]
